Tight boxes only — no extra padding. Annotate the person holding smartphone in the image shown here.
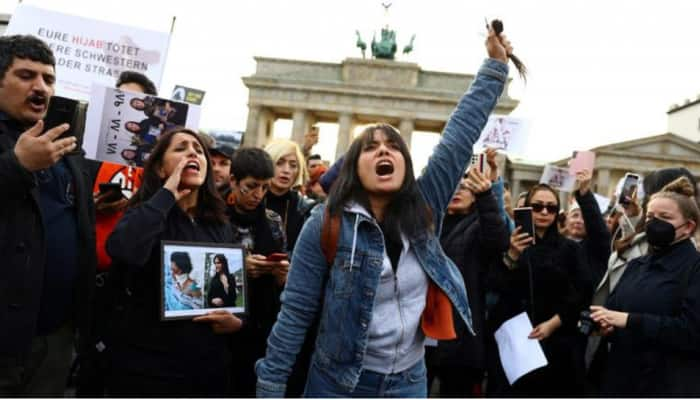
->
[223,147,291,396]
[487,183,585,396]
[0,35,98,396]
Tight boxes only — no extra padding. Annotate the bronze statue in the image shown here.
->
[354,2,415,60]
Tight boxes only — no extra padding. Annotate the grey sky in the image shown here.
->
[5,0,700,166]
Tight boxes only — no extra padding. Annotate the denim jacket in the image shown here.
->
[255,59,509,396]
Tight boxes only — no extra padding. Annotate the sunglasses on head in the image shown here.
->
[531,203,558,214]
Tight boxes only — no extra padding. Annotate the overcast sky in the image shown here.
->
[4,0,700,168]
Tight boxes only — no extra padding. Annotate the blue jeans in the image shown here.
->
[304,359,427,398]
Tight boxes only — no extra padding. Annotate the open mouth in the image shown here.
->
[184,160,200,172]
[28,94,48,112]
[375,160,394,176]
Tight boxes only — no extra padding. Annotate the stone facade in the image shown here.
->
[505,133,700,208]
[241,57,519,159]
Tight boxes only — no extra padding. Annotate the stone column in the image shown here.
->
[597,168,611,198]
[255,109,274,148]
[291,109,308,147]
[511,179,522,203]
[335,112,353,160]
[399,119,414,150]
[243,105,261,147]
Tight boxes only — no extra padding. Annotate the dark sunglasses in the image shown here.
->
[531,203,558,214]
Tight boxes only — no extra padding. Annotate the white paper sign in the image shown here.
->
[593,193,611,214]
[494,312,548,385]
[84,84,201,167]
[5,4,171,101]
[540,165,577,192]
[473,115,528,155]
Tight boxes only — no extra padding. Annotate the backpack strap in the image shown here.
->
[319,205,456,340]
[320,206,341,266]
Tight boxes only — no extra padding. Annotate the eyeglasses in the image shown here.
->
[531,203,558,214]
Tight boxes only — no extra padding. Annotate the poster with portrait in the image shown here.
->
[539,164,577,192]
[473,115,528,156]
[161,241,247,321]
[83,84,201,167]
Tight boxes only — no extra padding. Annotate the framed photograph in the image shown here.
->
[160,241,247,321]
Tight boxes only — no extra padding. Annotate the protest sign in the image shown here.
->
[172,85,206,105]
[473,115,528,155]
[569,150,596,175]
[540,164,576,192]
[208,130,244,150]
[593,193,611,214]
[83,84,201,167]
[5,4,171,101]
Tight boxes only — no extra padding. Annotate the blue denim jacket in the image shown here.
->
[255,59,509,396]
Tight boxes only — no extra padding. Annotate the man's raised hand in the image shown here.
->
[14,120,76,172]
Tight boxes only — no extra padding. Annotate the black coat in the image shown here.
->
[106,189,233,387]
[574,190,612,304]
[0,116,96,361]
[436,189,509,370]
[603,239,700,396]
[487,224,586,395]
[207,273,237,307]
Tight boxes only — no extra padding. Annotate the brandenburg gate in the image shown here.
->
[241,56,519,159]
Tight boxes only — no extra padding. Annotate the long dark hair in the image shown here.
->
[327,123,432,240]
[128,128,227,224]
[213,254,231,276]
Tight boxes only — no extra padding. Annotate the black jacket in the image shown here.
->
[488,224,586,395]
[574,190,612,304]
[436,189,509,369]
[207,274,237,307]
[0,116,96,361]
[106,189,233,380]
[603,239,700,396]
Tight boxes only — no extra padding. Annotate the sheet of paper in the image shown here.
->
[569,150,596,175]
[540,165,577,192]
[593,193,611,213]
[473,115,529,156]
[494,312,548,385]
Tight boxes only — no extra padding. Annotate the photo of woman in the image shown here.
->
[164,251,203,311]
[207,253,238,307]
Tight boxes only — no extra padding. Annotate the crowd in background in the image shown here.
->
[1,29,700,398]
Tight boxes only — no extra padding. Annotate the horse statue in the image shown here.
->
[355,30,367,59]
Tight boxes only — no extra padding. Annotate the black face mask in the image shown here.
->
[645,217,684,248]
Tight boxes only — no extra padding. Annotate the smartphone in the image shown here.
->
[513,207,535,243]
[618,173,640,207]
[469,152,488,175]
[43,96,79,139]
[266,252,288,262]
[98,183,123,203]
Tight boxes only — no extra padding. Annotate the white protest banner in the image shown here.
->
[473,115,528,155]
[5,4,171,101]
[84,84,201,167]
[540,164,576,192]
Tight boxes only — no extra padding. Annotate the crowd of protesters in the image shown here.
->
[1,26,700,399]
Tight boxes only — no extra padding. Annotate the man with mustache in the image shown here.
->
[0,35,96,396]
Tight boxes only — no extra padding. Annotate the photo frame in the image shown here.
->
[160,241,247,321]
